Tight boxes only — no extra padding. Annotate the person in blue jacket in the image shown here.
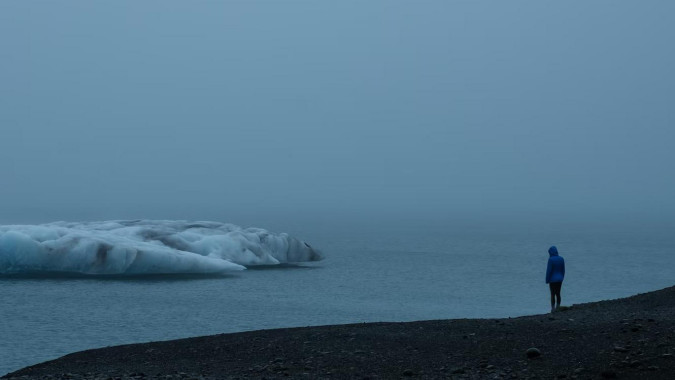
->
[546,245,565,312]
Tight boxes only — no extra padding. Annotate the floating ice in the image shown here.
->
[0,220,323,276]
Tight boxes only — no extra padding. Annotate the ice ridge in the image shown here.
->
[0,220,323,275]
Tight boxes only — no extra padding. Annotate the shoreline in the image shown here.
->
[5,286,675,379]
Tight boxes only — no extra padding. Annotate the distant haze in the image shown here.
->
[1,1,673,225]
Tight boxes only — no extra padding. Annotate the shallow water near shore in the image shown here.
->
[1,216,674,375]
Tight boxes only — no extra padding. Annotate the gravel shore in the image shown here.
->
[5,285,675,379]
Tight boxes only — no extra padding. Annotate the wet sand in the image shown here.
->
[5,285,675,379]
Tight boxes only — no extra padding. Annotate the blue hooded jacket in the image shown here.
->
[546,246,565,283]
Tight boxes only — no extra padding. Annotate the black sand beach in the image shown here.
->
[5,286,675,379]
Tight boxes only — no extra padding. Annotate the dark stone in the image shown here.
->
[402,369,414,376]
[600,370,617,378]
[613,346,628,352]
[526,348,541,358]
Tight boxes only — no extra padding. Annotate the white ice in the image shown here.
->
[0,220,323,275]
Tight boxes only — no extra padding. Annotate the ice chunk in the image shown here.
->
[0,220,323,275]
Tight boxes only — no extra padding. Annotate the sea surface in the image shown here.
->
[2,216,673,375]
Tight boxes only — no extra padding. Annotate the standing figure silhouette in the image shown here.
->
[546,245,565,313]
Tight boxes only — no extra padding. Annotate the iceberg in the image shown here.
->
[0,220,323,276]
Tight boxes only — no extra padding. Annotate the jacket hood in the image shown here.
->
[548,246,559,256]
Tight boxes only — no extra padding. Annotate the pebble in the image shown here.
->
[402,369,414,376]
[525,348,541,358]
[600,370,617,378]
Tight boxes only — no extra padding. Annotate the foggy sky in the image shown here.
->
[1,1,674,225]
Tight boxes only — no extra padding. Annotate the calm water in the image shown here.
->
[2,217,673,375]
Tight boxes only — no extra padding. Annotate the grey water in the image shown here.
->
[2,217,674,375]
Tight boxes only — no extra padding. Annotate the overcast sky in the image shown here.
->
[1,1,673,225]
